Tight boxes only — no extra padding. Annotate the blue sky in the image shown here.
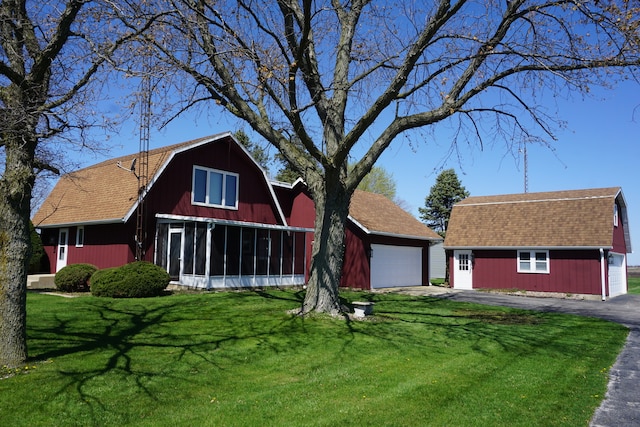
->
[84,79,639,265]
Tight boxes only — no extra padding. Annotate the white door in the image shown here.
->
[56,228,69,272]
[608,253,627,297]
[370,244,422,289]
[453,250,473,290]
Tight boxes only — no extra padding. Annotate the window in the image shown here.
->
[614,204,619,227]
[192,166,238,208]
[518,250,549,273]
[76,226,84,247]
[458,253,470,271]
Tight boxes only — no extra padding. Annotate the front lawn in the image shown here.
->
[0,290,627,426]
[628,276,640,294]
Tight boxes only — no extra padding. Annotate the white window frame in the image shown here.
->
[517,250,550,274]
[76,226,84,248]
[614,204,619,227]
[192,166,239,209]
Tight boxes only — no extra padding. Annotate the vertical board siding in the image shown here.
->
[471,249,602,295]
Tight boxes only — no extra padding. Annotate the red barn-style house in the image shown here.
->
[33,133,441,290]
[444,188,632,299]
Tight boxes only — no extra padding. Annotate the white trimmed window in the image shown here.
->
[192,166,238,209]
[614,204,619,227]
[517,250,549,274]
[76,226,84,247]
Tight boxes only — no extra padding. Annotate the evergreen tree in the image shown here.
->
[419,169,469,237]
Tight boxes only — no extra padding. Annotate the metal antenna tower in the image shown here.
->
[523,141,528,193]
[135,52,151,260]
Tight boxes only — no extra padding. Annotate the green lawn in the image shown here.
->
[628,276,640,294]
[0,290,627,426]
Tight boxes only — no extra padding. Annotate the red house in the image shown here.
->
[444,188,632,299]
[32,133,441,290]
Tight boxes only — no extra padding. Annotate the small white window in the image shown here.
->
[76,226,84,247]
[192,166,239,209]
[517,250,549,274]
[614,204,619,227]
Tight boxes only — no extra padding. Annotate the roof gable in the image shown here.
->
[348,190,441,240]
[32,133,287,227]
[444,187,629,249]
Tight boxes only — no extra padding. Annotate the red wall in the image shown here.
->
[451,249,603,295]
[41,223,135,272]
[612,200,628,254]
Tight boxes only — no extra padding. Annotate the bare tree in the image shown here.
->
[147,0,639,314]
[0,0,148,367]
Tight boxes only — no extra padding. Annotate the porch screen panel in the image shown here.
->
[226,226,241,275]
[241,228,255,276]
[183,222,195,275]
[210,225,225,276]
[269,230,282,276]
[294,232,305,275]
[195,223,207,275]
[156,223,168,270]
[282,233,293,275]
[256,229,270,275]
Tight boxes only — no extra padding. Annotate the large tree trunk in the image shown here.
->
[0,139,35,367]
[302,182,351,315]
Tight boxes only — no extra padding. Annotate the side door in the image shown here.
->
[453,250,473,290]
[56,228,69,272]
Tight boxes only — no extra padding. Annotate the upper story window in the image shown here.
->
[614,204,619,227]
[517,250,549,274]
[192,166,238,209]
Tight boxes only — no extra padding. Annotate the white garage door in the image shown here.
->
[608,253,627,297]
[370,244,422,289]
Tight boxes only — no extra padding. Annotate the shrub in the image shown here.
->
[54,263,98,292]
[90,262,170,298]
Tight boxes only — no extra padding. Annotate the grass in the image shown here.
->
[628,276,640,294]
[0,289,628,426]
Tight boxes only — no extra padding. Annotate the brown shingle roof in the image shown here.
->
[444,187,623,248]
[349,190,441,240]
[32,135,219,227]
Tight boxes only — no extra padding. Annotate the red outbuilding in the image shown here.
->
[33,132,441,290]
[444,188,632,299]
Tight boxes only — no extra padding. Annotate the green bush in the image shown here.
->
[54,263,98,292]
[90,262,170,298]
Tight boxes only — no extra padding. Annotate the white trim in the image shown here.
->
[517,250,550,274]
[36,218,124,228]
[191,165,239,209]
[75,226,84,247]
[155,213,313,232]
[444,245,612,250]
[347,215,441,242]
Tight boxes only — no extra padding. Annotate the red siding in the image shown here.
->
[612,201,628,254]
[145,138,282,225]
[458,249,603,295]
[41,224,135,272]
[341,225,370,289]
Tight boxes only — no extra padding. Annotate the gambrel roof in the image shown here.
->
[444,187,631,250]
[32,133,286,227]
[33,133,440,243]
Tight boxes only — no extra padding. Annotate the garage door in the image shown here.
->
[608,253,627,297]
[370,244,422,289]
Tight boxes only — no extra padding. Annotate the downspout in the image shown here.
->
[599,248,606,301]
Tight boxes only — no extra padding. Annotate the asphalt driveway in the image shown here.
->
[375,287,640,427]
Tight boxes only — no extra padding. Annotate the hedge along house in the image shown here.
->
[443,188,632,299]
[33,132,441,290]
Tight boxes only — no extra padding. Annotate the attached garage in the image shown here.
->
[370,244,422,289]
[608,252,627,297]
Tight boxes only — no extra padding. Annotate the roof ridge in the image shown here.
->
[459,194,616,207]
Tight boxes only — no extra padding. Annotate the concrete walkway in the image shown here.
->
[375,286,640,427]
